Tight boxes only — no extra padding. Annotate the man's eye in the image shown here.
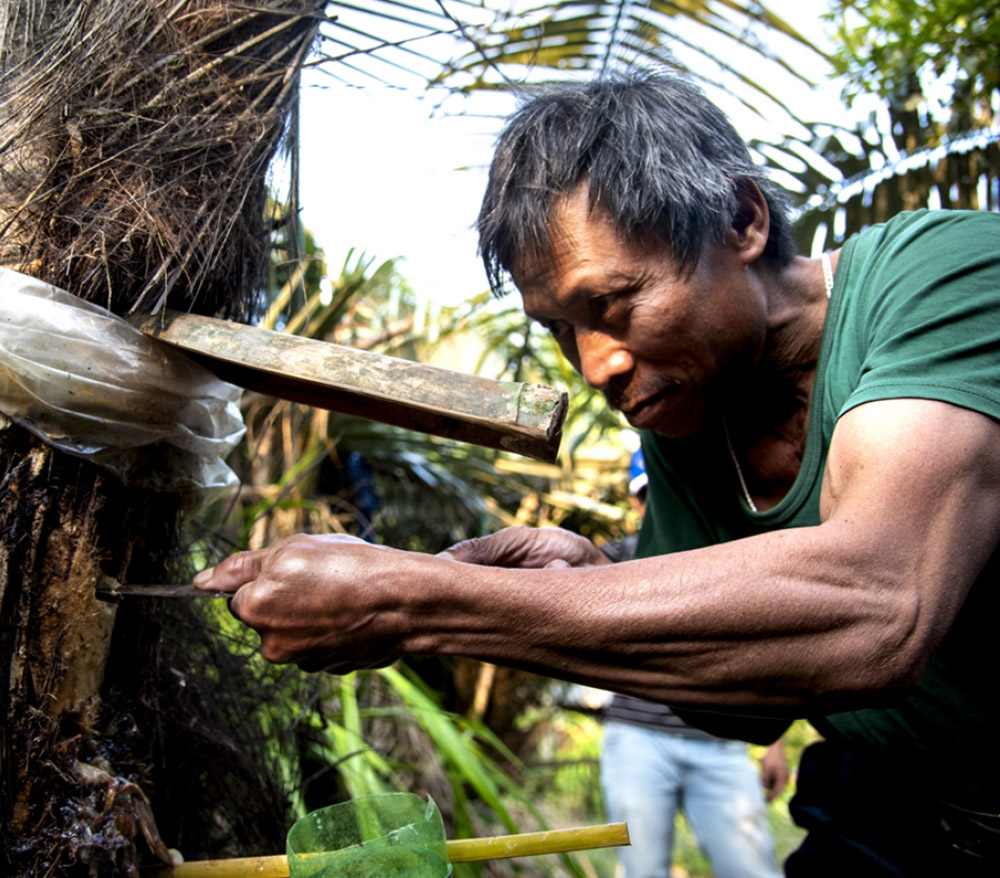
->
[542,320,571,340]
[592,293,616,316]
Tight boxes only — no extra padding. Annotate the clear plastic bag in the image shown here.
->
[0,267,245,508]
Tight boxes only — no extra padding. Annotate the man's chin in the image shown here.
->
[619,391,703,437]
[625,406,708,439]
[638,418,706,440]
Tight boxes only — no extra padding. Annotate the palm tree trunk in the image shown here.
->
[0,2,325,873]
[0,426,181,874]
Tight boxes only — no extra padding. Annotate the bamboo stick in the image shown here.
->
[447,822,629,862]
[130,310,567,463]
[152,822,629,877]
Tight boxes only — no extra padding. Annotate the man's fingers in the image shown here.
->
[193,549,266,592]
[443,527,607,570]
[441,532,523,566]
[443,527,570,567]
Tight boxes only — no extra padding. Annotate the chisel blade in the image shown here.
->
[96,577,231,601]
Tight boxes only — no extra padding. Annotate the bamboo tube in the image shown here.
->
[130,310,568,463]
[153,821,629,877]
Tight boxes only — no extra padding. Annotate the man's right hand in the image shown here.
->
[441,525,612,570]
[194,533,415,670]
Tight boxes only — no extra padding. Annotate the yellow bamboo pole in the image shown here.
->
[152,821,629,877]
[447,822,629,862]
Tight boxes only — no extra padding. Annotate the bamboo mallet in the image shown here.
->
[152,821,629,877]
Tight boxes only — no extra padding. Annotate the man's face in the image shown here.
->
[513,186,768,438]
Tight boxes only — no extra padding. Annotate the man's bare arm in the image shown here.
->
[196,398,1000,715]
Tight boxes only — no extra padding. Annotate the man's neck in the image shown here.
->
[723,253,832,510]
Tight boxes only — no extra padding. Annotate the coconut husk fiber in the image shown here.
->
[0,0,328,320]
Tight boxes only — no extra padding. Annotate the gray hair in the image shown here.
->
[477,72,797,295]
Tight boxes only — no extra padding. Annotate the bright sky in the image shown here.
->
[295,1,855,310]
[297,79,504,308]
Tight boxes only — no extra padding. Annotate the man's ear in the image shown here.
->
[727,178,769,264]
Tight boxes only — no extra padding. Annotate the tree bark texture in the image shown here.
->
[0,422,181,874]
[1,2,325,873]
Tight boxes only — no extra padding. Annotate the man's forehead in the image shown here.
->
[512,189,671,295]
[512,189,615,285]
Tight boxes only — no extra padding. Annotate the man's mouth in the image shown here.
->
[617,380,684,422]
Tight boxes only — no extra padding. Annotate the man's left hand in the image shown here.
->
[442,525,611,569]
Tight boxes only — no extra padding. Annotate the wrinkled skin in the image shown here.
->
[199,528,609,670]
[514,187,771,441]
[206,534,406,672]
[444,526,611,570]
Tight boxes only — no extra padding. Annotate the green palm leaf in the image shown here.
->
[332,673,396,798]
[435,0,828,120]
[382,666,518,831]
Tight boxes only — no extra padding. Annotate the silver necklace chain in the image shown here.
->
[724,252,834,514]
[723,416,757,513]
[821,251,834,298]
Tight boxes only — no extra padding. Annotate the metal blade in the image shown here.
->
[96,581,231,600]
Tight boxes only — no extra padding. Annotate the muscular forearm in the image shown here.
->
[198,519,950,716]
[419,402,1000,713]
[414,525,921,714]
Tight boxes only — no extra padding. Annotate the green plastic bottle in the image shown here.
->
[287,792,451,878]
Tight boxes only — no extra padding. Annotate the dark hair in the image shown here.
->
[477,71,797,295]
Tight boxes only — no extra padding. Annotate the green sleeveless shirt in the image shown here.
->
[636,209,1000,809]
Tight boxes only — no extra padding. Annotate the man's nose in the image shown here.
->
[575,330,633,390]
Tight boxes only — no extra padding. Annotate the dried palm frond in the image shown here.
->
[0,0,328,319]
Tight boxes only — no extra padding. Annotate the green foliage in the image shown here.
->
[436,1,827,124]
[828,0,999,130]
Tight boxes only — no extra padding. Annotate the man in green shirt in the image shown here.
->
[197,73,1000,874]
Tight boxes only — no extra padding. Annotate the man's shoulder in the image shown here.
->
[847,209,998,266]
[868,208,998,236]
